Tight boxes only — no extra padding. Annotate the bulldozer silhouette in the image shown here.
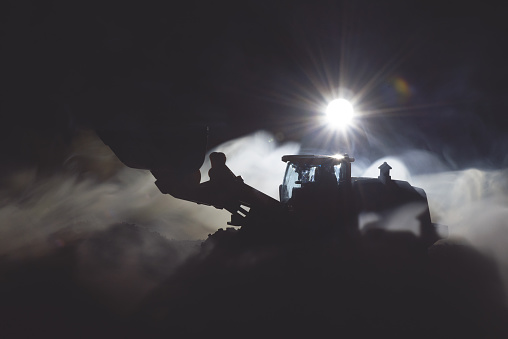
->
[100,127,445,249]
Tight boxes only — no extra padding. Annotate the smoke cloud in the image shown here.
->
[0,130,298,260]
[1,128,507,312]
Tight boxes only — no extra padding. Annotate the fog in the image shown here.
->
[1,129,507,305]
[0,130,298,261]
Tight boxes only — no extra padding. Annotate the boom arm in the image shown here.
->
[98,126,281,227]
[152,152,282,227]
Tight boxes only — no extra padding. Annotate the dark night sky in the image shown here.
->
[1,0,508,175]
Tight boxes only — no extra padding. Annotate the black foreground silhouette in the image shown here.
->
[1,221,507,338]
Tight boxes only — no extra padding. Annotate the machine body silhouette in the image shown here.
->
[100,129,443,247]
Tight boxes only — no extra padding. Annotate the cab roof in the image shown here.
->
[282,154,354,166]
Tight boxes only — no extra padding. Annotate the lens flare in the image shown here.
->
[325,99,354,128]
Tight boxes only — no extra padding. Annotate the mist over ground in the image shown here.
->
[0,130,298,261]
[1,129,507,312]
[4,129,506,253]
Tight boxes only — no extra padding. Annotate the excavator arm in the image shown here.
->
[98,126,281,227]
[152,152,282,227]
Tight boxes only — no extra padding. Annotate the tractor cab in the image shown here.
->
[278,154,358,233]
[279,154,355,204]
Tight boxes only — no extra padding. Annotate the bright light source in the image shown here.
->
[325,99,354,128]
